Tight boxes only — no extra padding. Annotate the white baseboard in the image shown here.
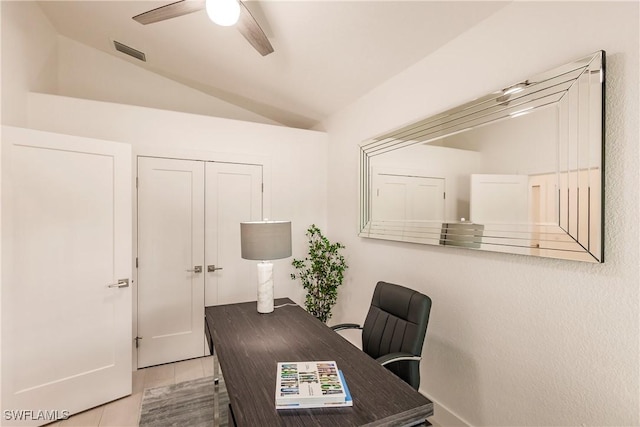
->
[422,392,470,427]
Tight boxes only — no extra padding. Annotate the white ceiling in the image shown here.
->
[37,1,507,129]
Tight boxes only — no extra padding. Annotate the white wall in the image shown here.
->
[1,1,59,126]
[323,2,639,426]
[56,36,280,126]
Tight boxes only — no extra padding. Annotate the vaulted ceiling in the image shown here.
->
[37,1,507,129]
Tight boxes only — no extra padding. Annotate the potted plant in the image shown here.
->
[291,224,348,323]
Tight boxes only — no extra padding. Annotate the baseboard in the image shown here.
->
[422,392,471,427]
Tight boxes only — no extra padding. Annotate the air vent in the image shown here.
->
[113,40,146,62]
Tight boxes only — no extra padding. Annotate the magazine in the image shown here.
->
[275,361,353,409]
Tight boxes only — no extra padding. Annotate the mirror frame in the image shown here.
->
[359,51,605,263]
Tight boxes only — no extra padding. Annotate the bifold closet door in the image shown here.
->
[137,157,205,368]
[2,126,132,426]
[205,162,262,306]
[137,158,262,366]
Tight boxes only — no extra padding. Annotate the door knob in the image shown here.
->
[108,278,129,288]
[207,265,223,272]
[186,266,203,273]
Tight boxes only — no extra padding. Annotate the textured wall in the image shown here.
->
[323,2,639,426]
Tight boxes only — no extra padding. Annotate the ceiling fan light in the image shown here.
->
[205,0,241,27]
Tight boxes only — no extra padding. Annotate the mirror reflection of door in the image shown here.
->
[373,169,445,221]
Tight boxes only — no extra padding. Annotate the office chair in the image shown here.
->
[332,281,432,390]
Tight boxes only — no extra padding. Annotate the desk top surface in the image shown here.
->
[205,298,433,426]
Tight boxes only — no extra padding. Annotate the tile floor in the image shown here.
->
[47,356,215,427]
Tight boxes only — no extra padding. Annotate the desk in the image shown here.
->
[205,298,433,426]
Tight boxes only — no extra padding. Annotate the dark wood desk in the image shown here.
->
[205,298,433,426]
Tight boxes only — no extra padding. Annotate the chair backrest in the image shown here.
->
[362,281,432,390]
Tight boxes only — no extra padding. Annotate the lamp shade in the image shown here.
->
[240,221,292,260]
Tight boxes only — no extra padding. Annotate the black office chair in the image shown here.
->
[332,281,432,390]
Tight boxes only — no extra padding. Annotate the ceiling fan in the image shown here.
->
[133,0,274,56]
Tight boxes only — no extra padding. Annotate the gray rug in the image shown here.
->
[139,375,228,427]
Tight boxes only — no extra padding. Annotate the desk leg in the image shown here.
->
[213,355,220,426]
[228,403,238,427]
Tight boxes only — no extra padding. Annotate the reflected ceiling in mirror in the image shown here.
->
[359,51,605,263]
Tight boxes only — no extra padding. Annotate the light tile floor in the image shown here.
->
[47,356,215,427]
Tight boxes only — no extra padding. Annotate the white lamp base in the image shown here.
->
[257,261,274,313]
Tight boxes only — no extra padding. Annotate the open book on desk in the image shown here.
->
[275,361,353,409]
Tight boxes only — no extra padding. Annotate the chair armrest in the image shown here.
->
[376,352,421,366]
[330,323,362,331]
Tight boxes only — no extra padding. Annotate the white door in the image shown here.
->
[205,162,262,306]
[137,157,205,368]
[410,178,446,221]
[1,126,132,426]
[373,171,445,221]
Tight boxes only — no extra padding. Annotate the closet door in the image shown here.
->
[137,157,205,368]
[2,126,132,425]
[205,162,262,306]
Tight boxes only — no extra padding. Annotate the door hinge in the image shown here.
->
[136,177,139,188]
[261,183,264,193]
[136,257,138,268]
[135,336,143,348]
[443,192,446,199]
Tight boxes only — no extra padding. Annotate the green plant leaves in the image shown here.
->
[290,224,348,323]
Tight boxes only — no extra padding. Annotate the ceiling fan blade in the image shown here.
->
[237,1,274,56]
[133,0,205,25]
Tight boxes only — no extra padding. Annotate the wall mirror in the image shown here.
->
[359,51,604,263]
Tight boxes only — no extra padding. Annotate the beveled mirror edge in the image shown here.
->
[599,50,606,263]
[358,50,605,263]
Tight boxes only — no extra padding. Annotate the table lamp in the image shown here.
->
[240,220,292,313]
